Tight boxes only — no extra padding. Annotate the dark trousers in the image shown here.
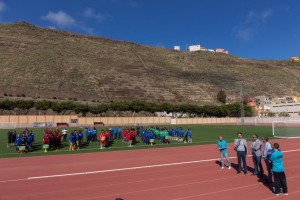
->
[237,151,247,173]
[264,159,272,182]
[252,155,264,176]
[273,172,288,194]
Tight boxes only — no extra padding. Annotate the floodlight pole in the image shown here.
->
[240,82,245,122]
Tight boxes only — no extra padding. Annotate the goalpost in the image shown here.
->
[272,120,300,138]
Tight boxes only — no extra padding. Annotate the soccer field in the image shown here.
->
[0,124,273,158]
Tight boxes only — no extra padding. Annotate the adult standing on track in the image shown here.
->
[217,136,231,169]
[250,134,264,178]
[262,137,273,183]
[269,143,288,195]
[234,132,248,174]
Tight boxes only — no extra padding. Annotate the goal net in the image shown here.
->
[272,120,300,138]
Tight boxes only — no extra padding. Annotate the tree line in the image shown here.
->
[0,100,252,117]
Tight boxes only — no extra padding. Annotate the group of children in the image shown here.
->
[8,126,192,154]
[68,130,84,151]
[140,127,193,145]
[84,127,98,143]
[7,128,35,153]
[43,129,62,150]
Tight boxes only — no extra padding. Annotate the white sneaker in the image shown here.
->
[283,193,288,196]
[228,166,231,170]
[221,167,224,169]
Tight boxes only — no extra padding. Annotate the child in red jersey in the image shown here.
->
[99,131,106,149]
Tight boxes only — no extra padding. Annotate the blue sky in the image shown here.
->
[0,0,299,60]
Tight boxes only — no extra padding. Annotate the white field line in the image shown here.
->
[26,148,300,180]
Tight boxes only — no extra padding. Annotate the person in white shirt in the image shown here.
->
[262,137,273,183]
[62,128,68,142]
[234,132,248,174]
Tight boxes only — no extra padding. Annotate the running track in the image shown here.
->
[0,139,299,200]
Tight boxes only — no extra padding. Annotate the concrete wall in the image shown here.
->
[3,115,299,128]
[0,115,238,128]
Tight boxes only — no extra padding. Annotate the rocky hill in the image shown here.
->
[0,21,300,104]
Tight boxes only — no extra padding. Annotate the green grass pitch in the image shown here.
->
[0,125,273,158]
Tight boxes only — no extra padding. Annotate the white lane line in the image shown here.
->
[27,148,300,180]
[27,158,220,180]
[0,148,299,183]
[0,178,28,183]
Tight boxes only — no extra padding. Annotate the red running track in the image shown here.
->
[0,139,300,200]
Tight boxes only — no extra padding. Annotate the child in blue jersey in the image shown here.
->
[15,134,21,151]
[217,136,231,169]
[269,143,288,195]
[69,133,75,151]
[186,128,192,143]
[92,127,97,142]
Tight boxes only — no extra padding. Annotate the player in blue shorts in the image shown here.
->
[217,136,231,169]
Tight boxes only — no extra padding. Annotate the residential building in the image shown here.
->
[174,46,180,51]
[272,96,294,104]
[293,96,300,102]
[289,57,300,62]
[215,48,229,54]
[188,45,201,52]
[246,98,257,107]
[255,96,272,107]
[269,102,300,117]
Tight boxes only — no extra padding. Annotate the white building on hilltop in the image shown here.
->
[188,45,201,52]
[174,46,180,51]
[215,48,229,54]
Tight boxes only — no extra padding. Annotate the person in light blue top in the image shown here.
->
[262,137,273,183]
[217,136,231,169]
[269,143,288,195]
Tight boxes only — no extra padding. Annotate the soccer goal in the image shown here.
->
[272,120,300,138]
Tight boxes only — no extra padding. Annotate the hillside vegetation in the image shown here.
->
[0,21,300,104]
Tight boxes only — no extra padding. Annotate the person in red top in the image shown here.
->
[98,131,106,149]
[130,129,137,146]
[122,128,128,142]
[54,131,61,149]
[43,133,50,144]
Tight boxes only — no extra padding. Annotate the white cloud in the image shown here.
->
[0,1,6,13]
[41,9,102,35]
[234,9,273,41]
[42,11,75,27]
[83,7,110,22]
[261,9,272,22]
[246,9,272,24]
[235,27,255,42]
[246,11,257,23]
